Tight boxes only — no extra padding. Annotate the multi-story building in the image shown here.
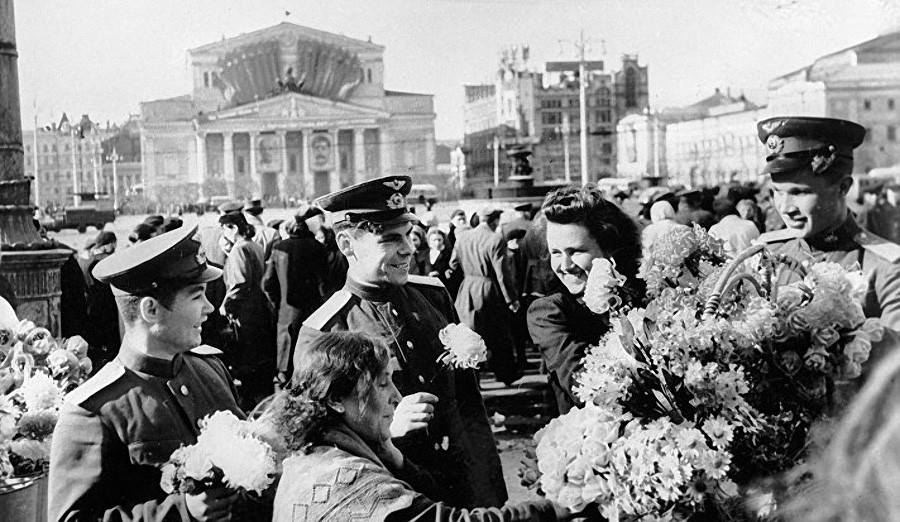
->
[24,114,106,208]
[462,51,649,192]
[768,30,900,173]
[100,115,144,210]
[139,22,437,204]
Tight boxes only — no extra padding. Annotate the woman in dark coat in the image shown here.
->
[262,213,326,386]
[408,226,429,276]
[219,212,275,410]
[424,227,454,291]
[527,184,644,415]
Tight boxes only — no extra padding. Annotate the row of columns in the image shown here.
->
[196,128,377,199]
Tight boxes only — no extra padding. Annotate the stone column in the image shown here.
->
[277,130,288,201]
[249,130,259,195]
[301,130,313,201]
[353,128,366,184]
[330,128,340,192]
[195,131,207,185]
[0,1,69,335]
[222,131,235,197]
[379,128,391,176]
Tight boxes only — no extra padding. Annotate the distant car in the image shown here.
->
[44,193,116,233]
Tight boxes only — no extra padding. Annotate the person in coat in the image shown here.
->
[756,116,900,336]
[273,331,570,522]
[243,198,279,259]
[451,207,521,386]
[293,175,507,509]
[49,225,245,521]
[424,227,454,291]
[219,211,275,410]
[527,185,645,415]
[262,210,327,386]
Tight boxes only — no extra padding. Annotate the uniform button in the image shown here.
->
[180,385,189,396]
[391,309,398,316]
[406,341,413,348]
[418,375,425,384]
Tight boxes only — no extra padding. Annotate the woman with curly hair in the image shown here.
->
[219,211,274,409]
[527,184,645,415]
[272,331,573,522]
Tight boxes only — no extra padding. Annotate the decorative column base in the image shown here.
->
[0,249,71,337]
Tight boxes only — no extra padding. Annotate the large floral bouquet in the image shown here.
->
[160,410,278,497]
[0,320,92,483]
[532,226,883,520]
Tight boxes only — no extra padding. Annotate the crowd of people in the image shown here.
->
[39,115,900,521]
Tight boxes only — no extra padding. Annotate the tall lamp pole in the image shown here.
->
[578,30,589,186]
[109,147,119,212]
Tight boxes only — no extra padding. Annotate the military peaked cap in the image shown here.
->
[757,116,866,175]
[92,225,222,296]
[314,175,418,225]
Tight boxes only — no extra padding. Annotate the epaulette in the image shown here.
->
[756,228,803,245]
[64,360,126,406]
[303,290,353,331]
[406,274,445,288]
[856,231,900,263]
[189,345,223,356]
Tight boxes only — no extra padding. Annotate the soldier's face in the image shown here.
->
[337,365,402,445]
[344,222,414,286]
[154,283,214,351]
[771,171,849,238]
[546,221,606,296]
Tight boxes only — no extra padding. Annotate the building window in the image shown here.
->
[625,68,638,108]
[203,71,210,88]
[864,99,871,110]
[542,112,560,125]
[367,69,373,83]
[889,126,897,142]
[890,99,895,110]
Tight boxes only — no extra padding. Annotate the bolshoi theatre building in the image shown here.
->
[139,23,437,203]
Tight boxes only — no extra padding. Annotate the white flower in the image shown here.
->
[9,438,51,462]
[19,373,62,411]
[437,323,487,369]
[212,435,276,494]
[64,336,89,358]
[702,417,734,449]
[583,258,627,315]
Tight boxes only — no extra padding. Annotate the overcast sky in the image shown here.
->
[15,0,898,140]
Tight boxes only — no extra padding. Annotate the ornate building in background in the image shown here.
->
[140,23,436,203]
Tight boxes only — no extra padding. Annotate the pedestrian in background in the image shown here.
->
[708,198,760,257]
[641,200,687,257]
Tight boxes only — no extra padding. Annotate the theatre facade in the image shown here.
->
[139,23,437,203]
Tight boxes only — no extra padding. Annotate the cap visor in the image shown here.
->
[196,265,223,283]
[378,212,420,226]
[762,157,807,175]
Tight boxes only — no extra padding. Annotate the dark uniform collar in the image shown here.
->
[806,213,860,252]
[344,278,399,303]
[117,340,181,378]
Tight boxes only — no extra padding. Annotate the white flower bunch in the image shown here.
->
[583,258,627,315]
[161,410,277,496]
[437,323,487,369]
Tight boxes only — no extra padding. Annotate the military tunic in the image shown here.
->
[48,343,244,522]
[759,215,900,332]
[294,275,507,509]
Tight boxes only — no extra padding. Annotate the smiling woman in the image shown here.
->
[527,184,645,415]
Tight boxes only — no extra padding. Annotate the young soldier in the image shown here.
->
[49,225,245,521]
[293,175,507,509]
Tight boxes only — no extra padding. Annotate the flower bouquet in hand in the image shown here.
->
[160,410,278,498]
[0,320,91,484]
[531,227,884,520]
[437,323,487,369]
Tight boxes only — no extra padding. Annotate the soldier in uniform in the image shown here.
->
[756,116,900,335]
[49,225,246,521]
[293,175,507,509]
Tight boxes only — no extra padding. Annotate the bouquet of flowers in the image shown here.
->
[532,226,883,520]
[0,320,92,483]
[160,410,277,497]
[437,323,487,369]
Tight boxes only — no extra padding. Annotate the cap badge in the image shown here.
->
[386,192,406,210]
[195,249,207,266]
[766,135,784,154]
[383,179,405,191]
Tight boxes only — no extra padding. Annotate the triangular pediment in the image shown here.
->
[205,93,388,124]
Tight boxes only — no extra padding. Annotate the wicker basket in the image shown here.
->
[0,473,48,522]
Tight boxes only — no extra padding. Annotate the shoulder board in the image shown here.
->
[303,290,353,331]
[856,231,900,263]
[64,360,126,406]
[406,275,445,288]
[756,228,803,244]
[189,345,223,356]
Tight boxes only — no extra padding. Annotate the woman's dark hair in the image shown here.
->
[218,212,256,240]
[408,226,426,251]
[273,331,391,452]
[426,227,446,245]
[129,223,156,244]
[285,215,310,237]
[542,184,645,303]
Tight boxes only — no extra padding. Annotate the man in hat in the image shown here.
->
[293,176,507,509]
[674,188,715,229]
[757,116,900,333]
[451,206,521,386]
[243,197,279,258]
[49,225,246,521]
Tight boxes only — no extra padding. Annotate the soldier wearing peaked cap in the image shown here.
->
[756,116,900,335]
[293,175,508,509]
[48,225,254,522]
